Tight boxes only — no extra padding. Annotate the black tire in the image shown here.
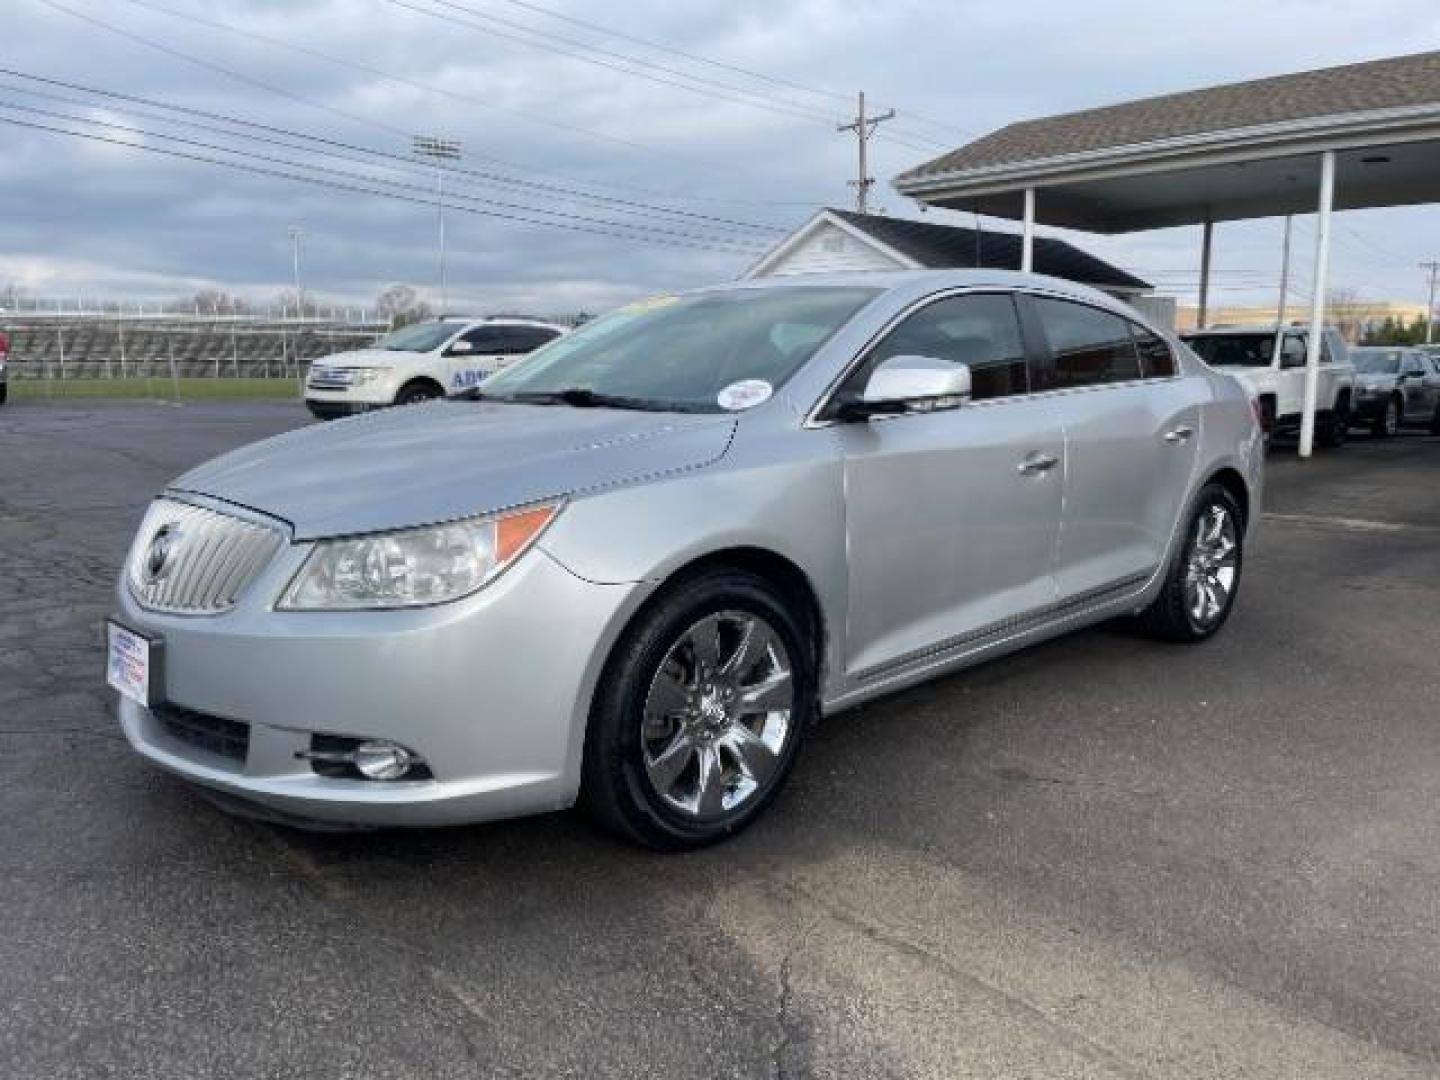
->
[1318,400,1349,449]
[394,380,443,406]
[579,567,814,850]
[0,383,7,405]
[1429,404,1440,437]
[1372,396,1400,438]
[1138,482,1244,643]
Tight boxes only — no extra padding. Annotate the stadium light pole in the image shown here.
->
[413,135,461,315]
[287,225,307,320]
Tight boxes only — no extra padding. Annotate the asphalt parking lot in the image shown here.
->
[2,400,1438,1079]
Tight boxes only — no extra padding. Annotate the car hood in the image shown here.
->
[170,402,737,540]
[1355,373,1398,390]
[311,348,416,367]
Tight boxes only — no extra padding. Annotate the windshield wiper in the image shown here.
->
[505,388,677,411]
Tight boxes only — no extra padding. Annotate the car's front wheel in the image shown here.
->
[394,381,443,406]
[1139,482,1244,643]
[581,568,813,850]
[1373,396,1400,437]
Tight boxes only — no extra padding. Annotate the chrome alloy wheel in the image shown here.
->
[640,611,795,818]
[1184,505,1239,627]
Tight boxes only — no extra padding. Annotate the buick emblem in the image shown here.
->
[145,524,181,583]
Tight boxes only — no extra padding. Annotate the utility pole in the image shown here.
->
[288,225,307,319]
[837,92,895,215]
[1422,260,1440,344]
[413,135,462,314]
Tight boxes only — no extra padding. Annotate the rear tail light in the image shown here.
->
[0,333,9,359]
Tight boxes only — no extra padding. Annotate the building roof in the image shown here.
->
[821,209,1150,291]
[898,51,1440,185]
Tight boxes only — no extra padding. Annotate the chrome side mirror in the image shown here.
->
[839,355,971,420]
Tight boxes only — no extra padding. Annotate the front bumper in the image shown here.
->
[113,541,647,828]
[305,398,384,420]
[1349,394,1389,422]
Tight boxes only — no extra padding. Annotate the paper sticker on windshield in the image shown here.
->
[717,379,773,412]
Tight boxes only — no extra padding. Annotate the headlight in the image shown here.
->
[351,367,391,386]
[278,502,561,610]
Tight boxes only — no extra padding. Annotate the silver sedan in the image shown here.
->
[108,271,1262,849]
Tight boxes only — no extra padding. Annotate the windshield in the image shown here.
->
[1181,333,1279,367]
[373,322,459,353]
[479,286,880,413]
[1351,350,1402,374]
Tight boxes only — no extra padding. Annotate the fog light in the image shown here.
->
[352,740,415,780]
[298,735,431,781]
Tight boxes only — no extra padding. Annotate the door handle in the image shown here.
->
[1017,452,1059,476]
[1163,426,1195,444]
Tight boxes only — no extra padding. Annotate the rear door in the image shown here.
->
[1025,295,1199,601]
[1400,351,1433,421]
[829,291,1064,678]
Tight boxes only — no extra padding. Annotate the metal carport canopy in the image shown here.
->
[893,50,1440,457]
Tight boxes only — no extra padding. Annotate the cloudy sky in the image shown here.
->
[2,0,1438,318]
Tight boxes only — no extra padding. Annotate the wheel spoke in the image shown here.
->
[739,669,793,713]
[724,724,779,784]
[645,732,695,794]
[687,616,725,674]
[646,665,690,720]
[694,744,727,815]
[720,617,770,680]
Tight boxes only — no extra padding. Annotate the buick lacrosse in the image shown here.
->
[109,271,1262,849]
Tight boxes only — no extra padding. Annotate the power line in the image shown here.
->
[0,111,769,255]
[0,68,786,237]
[41,0,823,208]
[379,0,949,153]
[486,0,979,140]
[0,99,770,253]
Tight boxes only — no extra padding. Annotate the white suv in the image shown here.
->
[305,317,566,420]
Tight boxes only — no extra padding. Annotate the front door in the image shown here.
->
[1026,296,1199,600]
[830,292,1064,678]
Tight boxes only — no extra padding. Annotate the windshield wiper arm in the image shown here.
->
[508,388,671,411]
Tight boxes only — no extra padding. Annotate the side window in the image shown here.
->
[1033,298,1141,388]
[860,293,1029,402]
[1279,335,1307,368]
[515,327,562,352]
[458,328,505,353]
[1402,354,1425,377]
[1132,325,1177,378]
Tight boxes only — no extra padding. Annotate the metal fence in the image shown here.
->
[2,309,389,387]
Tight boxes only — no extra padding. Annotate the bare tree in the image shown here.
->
[1326,288,1379,344]
[375,285,432,328]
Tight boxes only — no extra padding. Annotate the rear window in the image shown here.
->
[1352,350,1402,375]
[1182,333,1274,367]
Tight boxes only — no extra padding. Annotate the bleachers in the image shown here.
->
[4,318,385,380]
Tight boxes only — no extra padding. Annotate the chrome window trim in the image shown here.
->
[804,286,1035,429]
[805,285,1183,429]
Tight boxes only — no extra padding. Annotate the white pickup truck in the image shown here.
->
[1181,325,1356,448]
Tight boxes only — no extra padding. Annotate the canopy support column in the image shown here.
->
[1198,214,1214,329]
[1299,150,1336,459]
[1021,187,1035,273]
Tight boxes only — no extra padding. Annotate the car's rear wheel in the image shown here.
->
[580,568,813,850]
[1139,482,1244,643]
[394,380,442,406]
[1430,404,1440,436]
[1373,396,1400,437]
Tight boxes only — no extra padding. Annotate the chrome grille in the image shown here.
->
[307,366,359,390]
[127,498,284,614]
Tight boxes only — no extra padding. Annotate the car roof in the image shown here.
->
[1182,324,1337,335]
[437,316,567,330]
